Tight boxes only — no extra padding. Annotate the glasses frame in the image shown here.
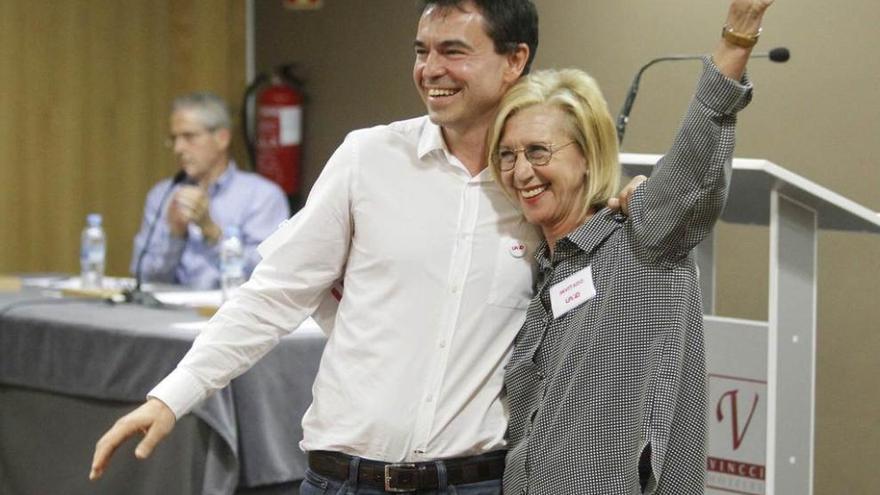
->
[496,141,576,171]
[164,128,216,149]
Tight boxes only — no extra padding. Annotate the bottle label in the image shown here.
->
[223,263,244,278]
[87,247,106,264]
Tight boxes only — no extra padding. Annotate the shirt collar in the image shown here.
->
[417,118,446,159]
[535,208,625,268]
[417,118,494,183]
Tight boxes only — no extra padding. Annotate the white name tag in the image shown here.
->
[549,266,596,319]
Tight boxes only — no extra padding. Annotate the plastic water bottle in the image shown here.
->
[80,213,106,289]
[220,226,245,301]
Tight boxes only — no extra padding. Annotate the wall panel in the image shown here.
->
[0,0,245,277]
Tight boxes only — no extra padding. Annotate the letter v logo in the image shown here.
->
[716,389,759,450]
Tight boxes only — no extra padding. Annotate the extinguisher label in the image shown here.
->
[278,106,302,146]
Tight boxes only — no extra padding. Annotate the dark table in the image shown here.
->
[0,286,326,494]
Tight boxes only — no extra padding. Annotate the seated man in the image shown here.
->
[131,92,289,289]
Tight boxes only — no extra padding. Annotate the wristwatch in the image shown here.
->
[722,24,762,48]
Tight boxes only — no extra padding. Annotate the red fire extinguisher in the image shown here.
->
[243,64,305,212]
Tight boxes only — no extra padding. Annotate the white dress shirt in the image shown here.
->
[149,116,540,462]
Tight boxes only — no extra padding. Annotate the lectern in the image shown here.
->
[621,153,880,495]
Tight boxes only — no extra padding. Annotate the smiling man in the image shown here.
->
[93,3,539,494]
[131,92,288,289]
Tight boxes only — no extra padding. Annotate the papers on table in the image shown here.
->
[22,275,136,291]
[154,290,223,308]
[16,275,327,336]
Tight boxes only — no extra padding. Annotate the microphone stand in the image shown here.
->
[123,171,189,308]
[616,47,790,146]
[616,54,704,145]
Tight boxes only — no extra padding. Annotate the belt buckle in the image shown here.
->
[384,463,418,492]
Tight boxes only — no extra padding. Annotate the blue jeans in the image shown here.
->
[299,456,502,495]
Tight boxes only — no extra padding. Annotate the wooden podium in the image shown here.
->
[621,153,880,495]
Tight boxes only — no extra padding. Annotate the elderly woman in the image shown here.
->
[489,1,774,493]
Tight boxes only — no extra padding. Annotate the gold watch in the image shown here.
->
[722,24,762,48]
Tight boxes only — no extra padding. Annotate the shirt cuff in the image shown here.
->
[698,56,754,115]
[146,367,208,419]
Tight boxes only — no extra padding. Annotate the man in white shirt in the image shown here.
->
[92,1,541,492]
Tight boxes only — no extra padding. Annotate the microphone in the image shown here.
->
[124,170,190,307]
[763,47,790,62]
[616,47,790,145]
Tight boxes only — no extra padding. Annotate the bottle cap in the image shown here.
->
[87,213,102,226]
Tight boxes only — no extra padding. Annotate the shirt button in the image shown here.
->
[439,341,447,349]
[451,285,459,294]
[426,395,434,403]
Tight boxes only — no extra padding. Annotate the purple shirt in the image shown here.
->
[131,162,289,289]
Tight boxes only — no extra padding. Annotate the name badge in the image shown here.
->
[549,266,596,319]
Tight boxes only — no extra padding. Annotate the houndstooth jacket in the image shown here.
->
[502,58,753,495]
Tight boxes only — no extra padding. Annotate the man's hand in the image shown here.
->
[167,195,190,237]
[89,398,177,481]
[607,175,647,216]
[167,185,220,242]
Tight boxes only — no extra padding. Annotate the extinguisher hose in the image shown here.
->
[242,73,269,170]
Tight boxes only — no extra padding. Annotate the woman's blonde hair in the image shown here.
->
[488,68,620,221]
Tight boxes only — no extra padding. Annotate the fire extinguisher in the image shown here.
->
[243,64,305,213]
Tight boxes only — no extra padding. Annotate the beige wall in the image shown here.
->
[255,1,878,492]
[254,1,424,196]
[0,0,246,277]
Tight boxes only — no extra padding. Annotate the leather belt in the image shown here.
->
[307,450,505,492]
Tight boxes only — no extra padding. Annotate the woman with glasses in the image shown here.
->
[489,1,774,493]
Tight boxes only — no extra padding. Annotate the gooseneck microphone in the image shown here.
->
[616,47,790,145]
[124,170,190,307]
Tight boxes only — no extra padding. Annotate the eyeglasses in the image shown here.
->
[164,129,214,148]
[496,141,576,171]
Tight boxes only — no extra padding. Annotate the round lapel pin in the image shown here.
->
[509,242,526,258]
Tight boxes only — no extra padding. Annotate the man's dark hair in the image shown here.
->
[419,0,539,75]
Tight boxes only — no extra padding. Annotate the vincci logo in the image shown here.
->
[705,375,767,495]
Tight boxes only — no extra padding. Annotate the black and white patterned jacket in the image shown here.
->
[503,58,753,495]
